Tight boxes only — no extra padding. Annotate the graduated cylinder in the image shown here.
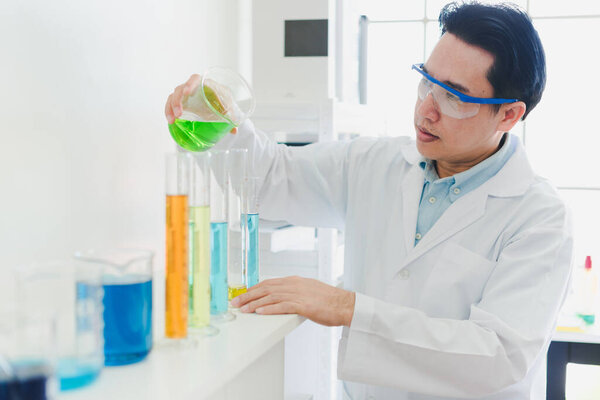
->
[165,152,191,339]
[188,153,218,336]
[246,177,260,288]
[228,149,249,299]
[209,150,231,317]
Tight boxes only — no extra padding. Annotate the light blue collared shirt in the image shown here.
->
[415,134,517,245]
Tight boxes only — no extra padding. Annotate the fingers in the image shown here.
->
[231,278,290,308]
[255,303,297,315]
[173,74,201,111]
[184,74,202,94]
[171,84,185,118]
[165,94,175,124]
[240,293,293,314]
[165,74,202,124]
[231,285,270,308]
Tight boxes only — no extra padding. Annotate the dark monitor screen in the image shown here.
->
[284,19,328,57]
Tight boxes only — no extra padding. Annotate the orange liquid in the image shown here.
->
[165,195,188,338]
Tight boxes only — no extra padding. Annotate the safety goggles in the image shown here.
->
[412,63,518,119]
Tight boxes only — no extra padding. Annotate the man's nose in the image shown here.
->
[416,91,440,122]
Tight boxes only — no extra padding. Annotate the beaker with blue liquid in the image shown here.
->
[75,249,153,366]
[14,260,104,392]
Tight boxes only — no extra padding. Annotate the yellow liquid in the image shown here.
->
[228,284,247,300]
[189,206,211,328]
[166,195,188,338]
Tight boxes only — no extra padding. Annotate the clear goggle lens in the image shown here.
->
[417,78,480,119]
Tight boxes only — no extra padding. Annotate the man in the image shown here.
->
[165,2,572,399]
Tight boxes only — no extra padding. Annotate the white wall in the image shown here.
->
[252,0,332,103]
[0,0,241,275]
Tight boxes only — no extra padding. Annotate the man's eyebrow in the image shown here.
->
[422,65,471,94]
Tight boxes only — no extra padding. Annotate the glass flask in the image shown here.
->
[168,67,255,152]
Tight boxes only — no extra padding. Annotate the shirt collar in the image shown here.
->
[418,133,513,186]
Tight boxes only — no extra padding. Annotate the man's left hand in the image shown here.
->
[230,276,355,327]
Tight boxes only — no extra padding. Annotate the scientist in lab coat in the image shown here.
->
[165,2,572,399]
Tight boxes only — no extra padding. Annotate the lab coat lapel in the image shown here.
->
[400,163,425,255]
[395,135,533,273]
[404,190,488,267]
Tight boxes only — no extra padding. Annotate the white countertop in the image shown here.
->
[553,329,600,344]
[59,311,305,400]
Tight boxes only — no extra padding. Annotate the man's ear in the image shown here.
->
[496,101,526,133]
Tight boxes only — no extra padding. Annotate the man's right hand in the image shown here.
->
[164,74,237,134]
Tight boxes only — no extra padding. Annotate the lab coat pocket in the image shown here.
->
[420,242,496,319]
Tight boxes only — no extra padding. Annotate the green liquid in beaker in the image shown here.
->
[168,119,234,152]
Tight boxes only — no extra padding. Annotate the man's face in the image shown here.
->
[414,33,507,166]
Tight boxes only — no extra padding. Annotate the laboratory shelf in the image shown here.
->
[59,312,305,400]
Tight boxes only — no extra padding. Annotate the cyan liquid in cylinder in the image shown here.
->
[103,278,153,366]
[210,222,228,315]
[247,213,259,288]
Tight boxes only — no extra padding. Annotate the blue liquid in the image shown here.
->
[247,214,259,287]
[1,361,50,400]
[103,278,152,366]
[210,222,228,315]
[0,376,47,400]
[55,282,102,389]
[57,358,100,391]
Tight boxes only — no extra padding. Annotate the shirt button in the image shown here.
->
[453,187,461,194]
[399,269,410,280]
[428,196,436,204]
[415,233,422,240]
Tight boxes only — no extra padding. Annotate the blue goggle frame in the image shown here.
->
[412,63,518,105]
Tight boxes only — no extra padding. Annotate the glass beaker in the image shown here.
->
[165,152,191,339]
[74,249,153,366]
[168,67,255,152]
[0,355,55,400]
[1,272,57,399]
[209,150,235,322]
[227,149,249,300]
[188,152,219,336]
[15,260,104,391]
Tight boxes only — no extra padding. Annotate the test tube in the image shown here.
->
[209,150,235,322]
[188,153,219,336]
[227,149,249,300]
[165,152,191,339]
[246,177,260,288]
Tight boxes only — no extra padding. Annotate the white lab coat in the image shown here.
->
[215,120,573,400]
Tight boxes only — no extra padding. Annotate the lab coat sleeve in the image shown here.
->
[212,119,352,229]
[338,199,573,398]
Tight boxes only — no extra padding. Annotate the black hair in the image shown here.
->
[439,1,546,120]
